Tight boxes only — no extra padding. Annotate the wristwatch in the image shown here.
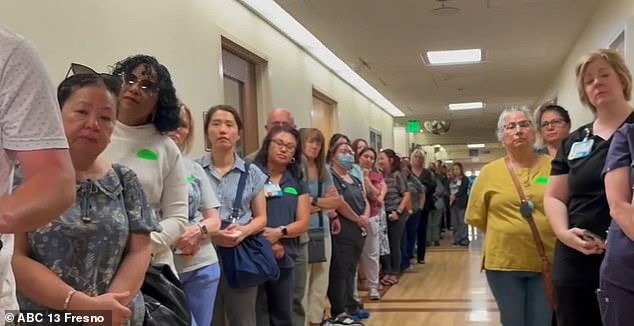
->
[311,197,318,206]
[280,226,288,236]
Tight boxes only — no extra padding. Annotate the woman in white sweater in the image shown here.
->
[103,55,188,276]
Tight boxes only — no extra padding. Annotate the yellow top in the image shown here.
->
[466,156,556,272]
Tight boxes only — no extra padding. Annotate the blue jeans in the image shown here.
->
[401,209,422,270]
[486,270,553,326]
[180,263,221,326]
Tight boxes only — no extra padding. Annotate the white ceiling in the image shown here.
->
[275,0,599,145]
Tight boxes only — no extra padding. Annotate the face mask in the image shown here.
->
[338,153,355,170]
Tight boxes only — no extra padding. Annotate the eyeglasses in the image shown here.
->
[503,120,532,131]
[64,63,122,93]
[122,73,160,96]
[271,138,297,151]
[540,118,566,129]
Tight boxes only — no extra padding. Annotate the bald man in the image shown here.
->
[245,108,296,161]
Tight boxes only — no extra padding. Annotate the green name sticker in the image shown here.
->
[283,187,298,196]
[536,176,549,185]
[187,177,196,184]
[137,149,158,161]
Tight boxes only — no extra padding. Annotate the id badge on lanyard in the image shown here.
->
[568,127,594,161]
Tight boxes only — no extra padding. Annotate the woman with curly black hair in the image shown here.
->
[253,125,310,326]
[103,54,188,277]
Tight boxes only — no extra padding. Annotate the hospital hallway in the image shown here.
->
[363,230,500,326]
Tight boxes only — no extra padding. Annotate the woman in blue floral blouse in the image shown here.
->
[12,70,160,325]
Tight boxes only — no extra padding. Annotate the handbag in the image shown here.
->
[216,162,280,288]
[111,166,191,326]
[308,181,327,263]
[141,264,192,326]
[505,157,558,311]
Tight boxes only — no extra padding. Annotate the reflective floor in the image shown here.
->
[362,228,500,326]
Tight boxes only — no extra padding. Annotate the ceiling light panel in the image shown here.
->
[448,101,485,111]
[424,49,483,65]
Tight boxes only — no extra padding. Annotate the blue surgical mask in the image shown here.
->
[338,153,355,170]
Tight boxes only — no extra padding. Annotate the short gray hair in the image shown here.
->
[496,106,535,142]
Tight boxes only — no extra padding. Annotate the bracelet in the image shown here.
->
[63,289,77,311]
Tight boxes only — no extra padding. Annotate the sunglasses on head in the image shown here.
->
[64,63,122,92]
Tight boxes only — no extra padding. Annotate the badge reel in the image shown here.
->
[568,128,594,161]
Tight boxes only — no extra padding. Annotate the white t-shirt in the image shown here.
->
[102,122,188,275]
[0,27,68,316]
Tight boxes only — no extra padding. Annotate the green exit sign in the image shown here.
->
[406,120,420,133]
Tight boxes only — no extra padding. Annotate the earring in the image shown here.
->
[290,157,296,164]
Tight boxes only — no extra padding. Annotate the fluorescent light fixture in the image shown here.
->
[424,49,483,65]
[445,160,454,164]
[467,143,485,149]
[238,0,405,117]
[448,101,485,111]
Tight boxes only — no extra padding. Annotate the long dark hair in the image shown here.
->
[452,162,466,178]
[112,54,180,133]
[357,147,377,168]
[255,125,303,179]
[381,148,400,175]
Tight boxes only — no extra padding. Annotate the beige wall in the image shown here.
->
[540,0,634,128]
[0,0,394,157]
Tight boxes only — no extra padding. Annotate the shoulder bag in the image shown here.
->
[505,157,557,311]
[216,162,280,288]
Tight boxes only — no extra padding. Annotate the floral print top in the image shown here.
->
[15,164,160,325]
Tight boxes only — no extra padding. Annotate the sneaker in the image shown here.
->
[369,288,381,301]
[324,316,364,325]
[354,310,370,320]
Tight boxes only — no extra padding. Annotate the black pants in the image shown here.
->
[554,283,602,326]
[257,267,294,326]
[381,216,405,275]
[328,236,363,317]
[416,209,430,261]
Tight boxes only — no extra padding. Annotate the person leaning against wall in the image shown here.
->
[466,106,556,326]
[536,104,571,157]
[0,26,76,322]
[544,48,634,326]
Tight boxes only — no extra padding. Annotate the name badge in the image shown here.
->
[264,182,283,198]
[568,139,594,160]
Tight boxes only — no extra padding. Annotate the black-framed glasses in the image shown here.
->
[122,72,160,96]
[540,118,566,129]
[503,120,532,131]
[271,138,297,152]
[64,63,122,93]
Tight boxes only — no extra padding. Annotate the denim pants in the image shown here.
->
[180,263,221,326]
[486,270,553,326]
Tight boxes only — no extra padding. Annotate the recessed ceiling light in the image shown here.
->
[467,143,485,148]
[448,101,485,111]
[423,49,483,65]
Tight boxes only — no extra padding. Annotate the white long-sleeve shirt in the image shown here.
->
[103,122,188,274]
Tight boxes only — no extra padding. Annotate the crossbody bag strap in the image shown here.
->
[231,162,250,222]
[504,157,548,262]
[317,181,324,228]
